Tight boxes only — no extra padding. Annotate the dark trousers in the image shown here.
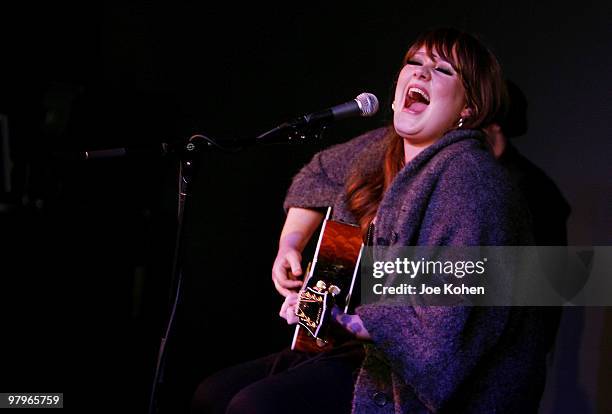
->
[190,343,364,414]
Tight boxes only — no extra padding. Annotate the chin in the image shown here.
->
[393,121,422,138]
[395,130,424,141]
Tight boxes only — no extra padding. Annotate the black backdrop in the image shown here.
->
[0,2,610,413]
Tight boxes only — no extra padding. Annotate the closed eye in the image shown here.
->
[435,67,453,75]
[405,60,422,66]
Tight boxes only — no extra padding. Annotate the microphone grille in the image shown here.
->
[355,92,379,117]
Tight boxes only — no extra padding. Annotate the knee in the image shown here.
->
[190,374,227,414]
[225,386,276,414]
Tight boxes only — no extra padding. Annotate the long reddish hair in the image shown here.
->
[346,28,508,237]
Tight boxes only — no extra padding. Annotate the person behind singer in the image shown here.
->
[484,79,571,246]
[191,27,555,413]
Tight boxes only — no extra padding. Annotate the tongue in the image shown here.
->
[407,101,428,113]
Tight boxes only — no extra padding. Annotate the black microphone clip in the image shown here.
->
[256,117,329,144]
[256,92,379,144]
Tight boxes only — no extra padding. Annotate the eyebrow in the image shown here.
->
[413,51,456,65]
[414,51,437,57]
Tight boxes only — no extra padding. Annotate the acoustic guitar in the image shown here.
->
[291,208,363,352]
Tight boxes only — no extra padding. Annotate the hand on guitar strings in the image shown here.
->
[331,306,371,340]
[272,246,304,297]
[279,292,299,325]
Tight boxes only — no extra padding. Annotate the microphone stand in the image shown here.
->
[147,135,219,414]
[147,125,327,414]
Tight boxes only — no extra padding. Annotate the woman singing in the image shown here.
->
[192,27,556,414]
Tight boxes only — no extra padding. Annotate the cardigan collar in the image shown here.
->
[375,128,486,243]
[401,128,485,175]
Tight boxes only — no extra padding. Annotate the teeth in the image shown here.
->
[408,87,430,103]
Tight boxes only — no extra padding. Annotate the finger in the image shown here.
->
[273,279,294,298]
[272,271,302,296]
[279,297,290,319]
[272,271,303,290]
[278,278,303,289]
[286,304,298,325]
[271,266,303,288]
[286,293,298,305]
[279,293,297,315]
[273,252,298,275]
[285,251,302,277]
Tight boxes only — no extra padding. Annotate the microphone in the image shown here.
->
[257,92,379,142]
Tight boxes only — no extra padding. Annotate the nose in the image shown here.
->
[413,66,431,81]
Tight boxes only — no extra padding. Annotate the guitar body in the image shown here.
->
[291,213,363,352]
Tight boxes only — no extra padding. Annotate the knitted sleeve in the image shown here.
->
[283,127,387,211]
[356,152,529,411]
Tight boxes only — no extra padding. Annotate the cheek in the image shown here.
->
[437,78,466,104]
[394,68,412,97]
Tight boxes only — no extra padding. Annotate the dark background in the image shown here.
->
[0,2,610,413]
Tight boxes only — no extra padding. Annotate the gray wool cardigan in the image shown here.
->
[284,127,554,413]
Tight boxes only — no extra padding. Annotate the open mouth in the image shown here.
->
[404,86,430,113]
